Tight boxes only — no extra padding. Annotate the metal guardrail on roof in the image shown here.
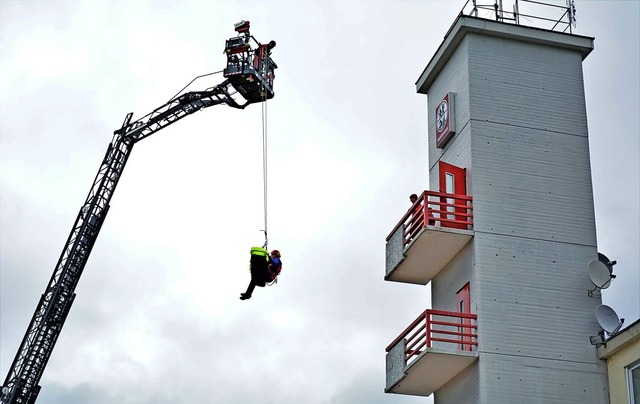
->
[461,0,577,34]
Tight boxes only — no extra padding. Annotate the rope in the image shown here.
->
[259,68,278,285]
[167,70,223,103]
[260,63,269,250]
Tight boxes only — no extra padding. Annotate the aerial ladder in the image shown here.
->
[0,20,276,404]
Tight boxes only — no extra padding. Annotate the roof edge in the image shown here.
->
[415,15,595,94]
[598,318,640,359]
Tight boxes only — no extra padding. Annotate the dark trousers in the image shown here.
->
[243,254,269,297]
[244,279,257,297]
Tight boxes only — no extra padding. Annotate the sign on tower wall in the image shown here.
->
[435,92,456,148]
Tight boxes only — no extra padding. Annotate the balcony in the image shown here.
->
[385,191,473,285]
[386,309,478,397]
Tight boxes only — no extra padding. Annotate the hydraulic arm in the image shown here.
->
[1,20,276,404]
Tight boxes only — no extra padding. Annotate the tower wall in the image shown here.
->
[431,242,475,318]
[435,361,480,403]
[427,36,473,189]
[467,32,597,243]
[423,18,608,403]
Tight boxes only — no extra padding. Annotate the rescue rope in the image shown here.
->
[260,74,269,250]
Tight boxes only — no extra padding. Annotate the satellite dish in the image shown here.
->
[588,260,612,289]
[1,386,8,394]
[587,254,617,296]
[598,252,617,277]
[595,304,624,336]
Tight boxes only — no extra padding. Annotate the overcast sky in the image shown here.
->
[1,1,638,403]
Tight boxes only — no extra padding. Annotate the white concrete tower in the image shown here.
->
[385,3,609,403]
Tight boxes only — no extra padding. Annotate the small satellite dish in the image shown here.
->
[1,386,8,394]
[587,254,617,296]
[595,304,624,336]
[588,260,612,289]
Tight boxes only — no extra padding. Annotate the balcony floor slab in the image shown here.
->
[385,226,473,285]
[386,348,478,397]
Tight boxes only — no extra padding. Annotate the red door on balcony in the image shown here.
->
[456,282,472,351]
[438,161,467,229]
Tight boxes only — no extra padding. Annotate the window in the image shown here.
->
[446,173,455,221]
[629,360,640,404]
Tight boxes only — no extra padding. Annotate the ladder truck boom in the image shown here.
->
[1,20,276,404]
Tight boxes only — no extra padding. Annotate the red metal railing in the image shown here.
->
[386,190,473,246]
[386,309,478,365]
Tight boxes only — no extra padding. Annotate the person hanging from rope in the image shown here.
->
[240,247,282,300]
[267,249,282,282]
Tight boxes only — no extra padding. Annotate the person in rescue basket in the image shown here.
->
[240,248,282,300]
